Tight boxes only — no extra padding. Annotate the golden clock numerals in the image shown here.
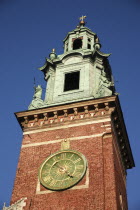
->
[61,153,67,159]
[55,172,61,179]
[49,179,57,187]
[73,158,81,164]
[55,180,65,188]
[58,180,64,187]
[76,165,84,170]
[53,156,58,162]
[42,171,48,177]
[43,175,52,183]
[62,180,68,187]
[70,154,74,159]
[45,163,51,168]
[74,172,81,178]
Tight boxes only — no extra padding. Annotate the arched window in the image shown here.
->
[73,39,82,50]
[87,38,91,49]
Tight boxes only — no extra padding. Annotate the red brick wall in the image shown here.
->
[11,118,127,210]
[112,131,128,210]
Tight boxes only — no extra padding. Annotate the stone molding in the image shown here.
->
[23,118,111,135]
[16,96,115,130]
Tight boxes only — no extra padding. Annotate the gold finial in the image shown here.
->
[95,38,99,43]
[52,48,55,52]
[79,15,87,26]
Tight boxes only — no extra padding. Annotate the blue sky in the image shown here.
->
[0,0,140,209]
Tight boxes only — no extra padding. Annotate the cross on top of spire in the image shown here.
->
[79,15,87,21]
[79,15,87,26]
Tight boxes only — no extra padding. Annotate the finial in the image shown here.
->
[94,37,101,50]
[95,38,99,43]
[49,48,57,60]
[79,15,87,26]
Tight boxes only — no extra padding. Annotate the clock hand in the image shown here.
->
[54,162,73,177]
[59,167,73,178]
[65,170,73,178]
[55,162,65,170]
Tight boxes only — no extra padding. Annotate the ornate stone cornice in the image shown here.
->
[15,96,135,170]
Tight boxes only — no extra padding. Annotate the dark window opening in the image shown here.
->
[88,38,91,42]
[88,44,91,49]
[73,39,82,50]
[64,71,80,92]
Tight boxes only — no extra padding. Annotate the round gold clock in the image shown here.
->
[39,150,87,190]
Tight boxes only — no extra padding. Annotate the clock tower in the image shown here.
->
[6,17,134,210]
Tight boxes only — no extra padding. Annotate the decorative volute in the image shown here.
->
[28,17,116,110]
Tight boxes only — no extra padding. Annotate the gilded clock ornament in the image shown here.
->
[39,150,87,190]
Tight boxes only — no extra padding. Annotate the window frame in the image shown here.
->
[63,71,80,92]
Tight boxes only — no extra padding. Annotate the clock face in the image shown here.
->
[39,150,87,191]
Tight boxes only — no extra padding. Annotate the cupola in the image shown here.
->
[63,16,100,52]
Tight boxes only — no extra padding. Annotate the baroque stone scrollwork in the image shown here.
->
[3,198,27,210]
[95,70,112,98]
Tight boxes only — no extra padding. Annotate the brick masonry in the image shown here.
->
[11,116,127,210]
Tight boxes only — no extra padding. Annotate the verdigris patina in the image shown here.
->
[28,19,115,110]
